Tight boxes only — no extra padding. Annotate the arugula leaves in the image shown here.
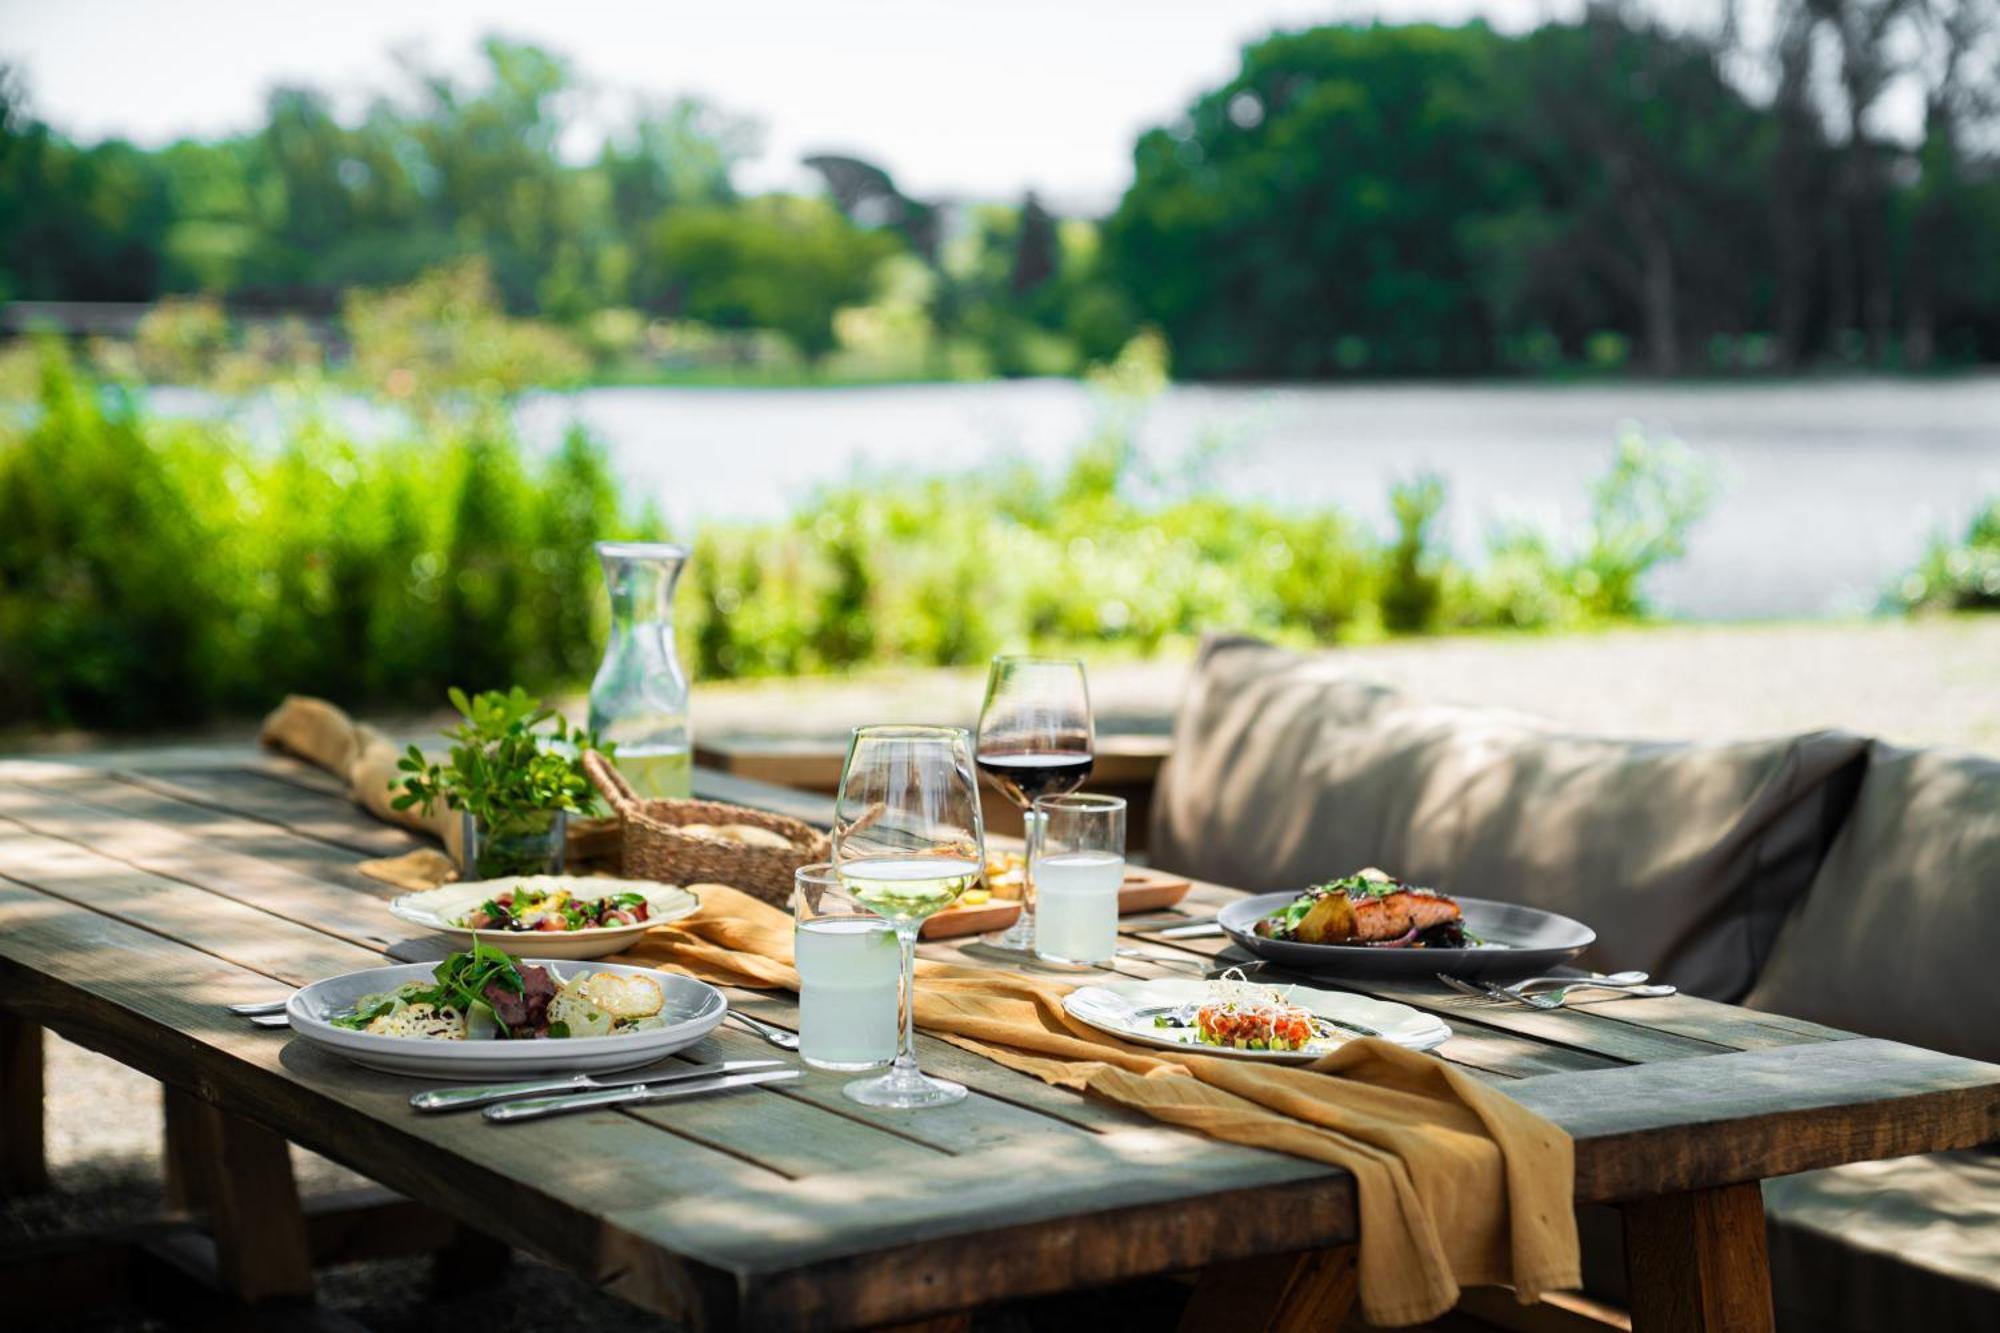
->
[418,941,522,1014]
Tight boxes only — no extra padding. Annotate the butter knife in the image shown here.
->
[411,1059,784,1113]
[484,1067,801,1122]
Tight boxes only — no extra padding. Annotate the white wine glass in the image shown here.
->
[832,724,985,1109]
[974,656,1094,950]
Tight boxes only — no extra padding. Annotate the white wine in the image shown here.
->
[614,746,692,799]
[838,855,982,922]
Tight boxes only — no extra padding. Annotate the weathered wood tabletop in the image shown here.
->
[1,748,1997,1333]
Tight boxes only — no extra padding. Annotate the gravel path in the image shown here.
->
[9,614,1993,1327]
[694,616,2000,756]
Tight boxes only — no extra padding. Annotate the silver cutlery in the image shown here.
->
[250,1012,291,1028]
[1155,921,1226,939]
[484,1066,800,1122]
[229,999,291,1016]
[1493,980,1675,1009]
[411,1059,783,1113]
[1437,973,1675,1009]
[1509,970,1649,991]
[724,1010,801,1050]
[1115,947,1208,971]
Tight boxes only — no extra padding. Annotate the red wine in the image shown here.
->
[976,750,1093,807]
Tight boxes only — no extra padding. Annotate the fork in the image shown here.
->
[1437,973,1674,1009]
[724,1010,801,1051]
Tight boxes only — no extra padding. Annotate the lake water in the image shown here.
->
[158,378,2000,620]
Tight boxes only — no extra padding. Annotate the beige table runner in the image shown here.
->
[618,883,1579,1327]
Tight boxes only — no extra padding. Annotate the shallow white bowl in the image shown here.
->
[388,876,699,960]
[284,958,725,1079]
[1063,976,1450,1065]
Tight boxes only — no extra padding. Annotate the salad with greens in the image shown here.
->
[330,943,667,1041]
[457,883,652,933]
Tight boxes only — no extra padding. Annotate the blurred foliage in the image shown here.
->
[0,338,1725,729]
[681,336,1716,681]
[344,259,588,408]
[1107,7,2000,376]
[1471,432,1720,628]
[650,196,899,361]
[16,5,1994,381]
[0,340,648,728]
[1892,501,2000,612]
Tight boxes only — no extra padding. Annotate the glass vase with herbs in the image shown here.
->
[393,687,612,880]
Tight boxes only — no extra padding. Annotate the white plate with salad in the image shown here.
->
[284,944,727,1078]
[388,876,699,960]
[1062,973,1450,1065]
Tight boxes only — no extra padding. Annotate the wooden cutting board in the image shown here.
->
[922,866,1191,940]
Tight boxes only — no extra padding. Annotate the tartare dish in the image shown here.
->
[1151,970,1346,1053]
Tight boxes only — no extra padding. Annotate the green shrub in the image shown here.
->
[0,342,642,728]
[1,341,1722,730]
[1892,500,2000,612]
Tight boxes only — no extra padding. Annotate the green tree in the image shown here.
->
[1106,23,1517,378]
[649,195,898,360]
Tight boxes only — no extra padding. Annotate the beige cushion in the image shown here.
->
[1152,637,1867,999]
[1746,743,2000,1062]
[1574,1153,2000,1329]
[1763,1151,2000,1332]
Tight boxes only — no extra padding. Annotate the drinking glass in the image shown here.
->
[832,724,985,1109]
[792,864,899,1071]
[1030,794,1127,964]
[974,656,1094,950]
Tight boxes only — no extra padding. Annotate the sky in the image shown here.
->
[0,0,1581,209]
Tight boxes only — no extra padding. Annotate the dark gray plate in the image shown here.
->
[1216,893,1595,982]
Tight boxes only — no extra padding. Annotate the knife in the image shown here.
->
[1154,921,1225,939]
[411,1058,785,1113]
[484,1066,800,1122]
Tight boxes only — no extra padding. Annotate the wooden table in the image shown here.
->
[2,747,1997,1332]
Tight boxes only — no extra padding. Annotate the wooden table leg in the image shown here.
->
[162,1084,212,1213]
[1621,1182,1774,1333]
[0,1011,50,1196]
[173,1095,315,1305]
[1178,1245,1358,1333]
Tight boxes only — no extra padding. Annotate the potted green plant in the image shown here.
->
[393,686,612,880]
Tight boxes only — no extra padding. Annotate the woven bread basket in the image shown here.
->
[582,750,829,906]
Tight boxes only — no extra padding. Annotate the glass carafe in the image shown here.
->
[588,541,693,798]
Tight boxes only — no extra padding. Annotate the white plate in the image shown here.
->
[1062,976,1450,1064]
[284,958,726,1079]
[389,877,699,960]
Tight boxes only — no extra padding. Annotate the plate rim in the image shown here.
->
[1216,890,1596,957]
[387,877,700,940]
[1061,975,1449,1061]
[285,957,723,1058]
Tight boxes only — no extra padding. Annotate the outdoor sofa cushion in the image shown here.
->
[1745,742,2000,1064]
[1151,636,1868,999]
[1572,1152,2000,1332]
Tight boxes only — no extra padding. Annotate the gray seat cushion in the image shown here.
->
[1574,1152,2000,1332]
[1152,637,1868,999]
[1746,743,2000,1064]
[1763,1151,2000,1332]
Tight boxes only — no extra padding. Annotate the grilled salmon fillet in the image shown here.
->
[1267,867,1466,945]
[1350,889,1462,940]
